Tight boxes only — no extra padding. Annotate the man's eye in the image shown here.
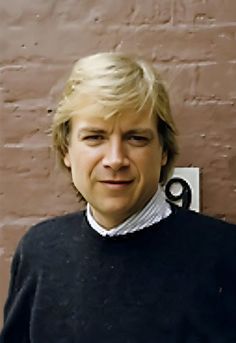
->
[83,135,104,144]
[85,135,103,140]
[128,136,149,146]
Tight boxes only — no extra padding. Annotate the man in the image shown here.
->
[1,52,236,342]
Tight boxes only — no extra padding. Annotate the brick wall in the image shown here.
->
[1,0,236,327]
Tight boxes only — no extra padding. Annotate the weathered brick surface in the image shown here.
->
[196,63,236,98]
[174,0,236,23]
[1,0,236,327]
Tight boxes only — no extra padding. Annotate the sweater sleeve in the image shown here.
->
[1,239,36,343]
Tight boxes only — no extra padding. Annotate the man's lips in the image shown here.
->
[100,180,133,184]
[99,180,134,188]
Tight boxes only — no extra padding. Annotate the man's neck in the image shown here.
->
[86,186,172,237]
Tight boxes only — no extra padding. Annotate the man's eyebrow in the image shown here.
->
[125,129,154,136]
[77,127,155,136]
[77,128,107,135]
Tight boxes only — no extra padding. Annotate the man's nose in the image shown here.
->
[102,140,130,171]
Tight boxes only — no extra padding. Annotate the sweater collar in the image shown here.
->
[86,186,171,237]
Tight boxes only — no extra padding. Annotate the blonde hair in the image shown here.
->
[52,52,178,186]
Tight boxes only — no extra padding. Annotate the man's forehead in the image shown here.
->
[71,111,157,131]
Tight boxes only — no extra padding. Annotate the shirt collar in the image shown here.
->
[86,186,171,237]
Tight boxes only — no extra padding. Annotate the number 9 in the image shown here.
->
[165,177,192,209]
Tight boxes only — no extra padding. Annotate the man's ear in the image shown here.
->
[64,153,71,168]
[161,150,168,166]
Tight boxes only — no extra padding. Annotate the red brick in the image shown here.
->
[0,146,79,219]
[116,27,215,62]
[160,64,196,105]
[0,0,57,26]
[195,63,236,99]
[54,0,171,25]
[2,105,52,145]
[214,27,236,62]
[1,64,68,102]
[0,23,120,64]
[65,0,171,25]
[175,101,236,135]
[174,0,236,24]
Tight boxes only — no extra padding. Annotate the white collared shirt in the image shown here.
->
[86,186,171,237]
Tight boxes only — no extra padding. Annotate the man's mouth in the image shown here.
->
[100,180,133,184]
[100,180,134,188]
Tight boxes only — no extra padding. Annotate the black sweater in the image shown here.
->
[1,206,236,343]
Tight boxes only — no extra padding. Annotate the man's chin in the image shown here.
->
[91,202,138,227]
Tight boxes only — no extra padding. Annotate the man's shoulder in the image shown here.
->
[172,205,236,238]
[20,211,85,250]
[187,208,235,228]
